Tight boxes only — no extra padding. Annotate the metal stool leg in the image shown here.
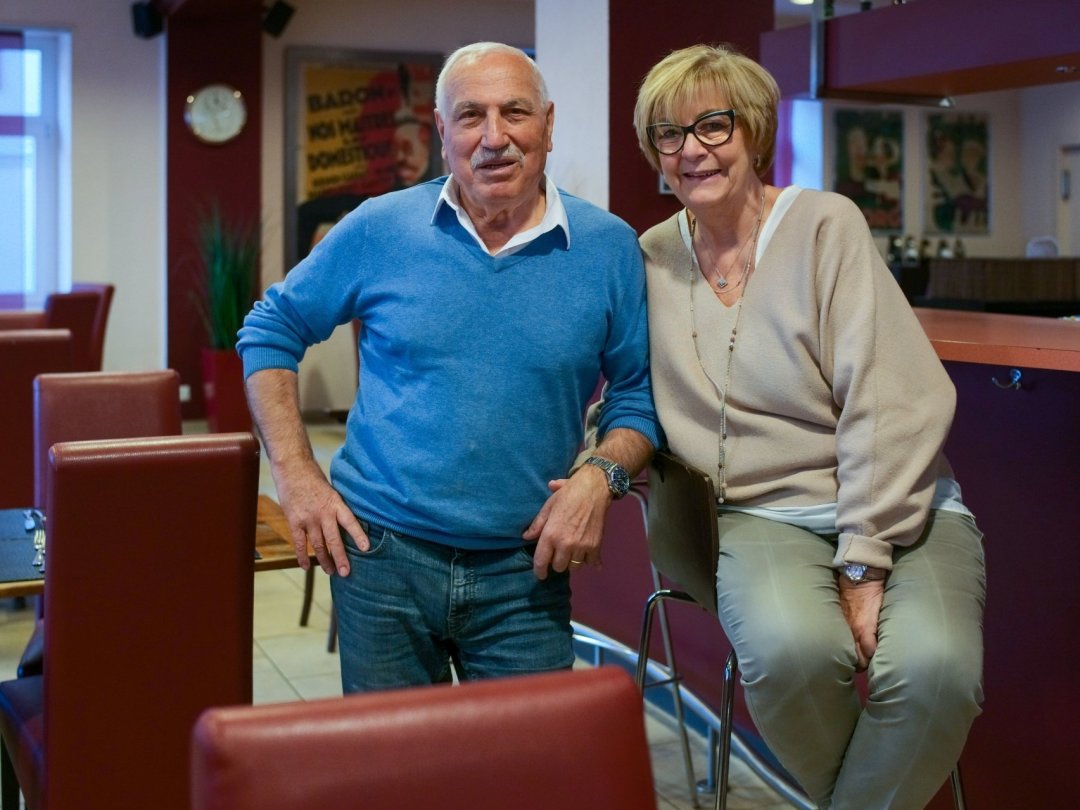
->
[950,762,966,810]
[715,649,737,810]
[635,587,702,808]
[652,569,701,809]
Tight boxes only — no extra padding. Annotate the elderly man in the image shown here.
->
[238,42,658,693]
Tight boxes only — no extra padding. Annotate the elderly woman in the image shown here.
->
[633,44,986,809]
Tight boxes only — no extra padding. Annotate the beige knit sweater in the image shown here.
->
[641,188,956,568]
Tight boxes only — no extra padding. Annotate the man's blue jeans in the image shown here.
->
[330,520,575,693]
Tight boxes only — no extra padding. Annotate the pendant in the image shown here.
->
[716,276,728,289]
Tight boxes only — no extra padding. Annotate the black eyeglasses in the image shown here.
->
[647,109,737,155]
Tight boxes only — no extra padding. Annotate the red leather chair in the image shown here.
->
[43,284,114,371]
[191,666,657,810]
[32,370,182,511]
[14,370,185,678]
[0,433,260,810]
[70,283,115,371]
[0,312,46,330]
[0,330,72,509]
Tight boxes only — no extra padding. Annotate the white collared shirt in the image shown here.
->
[432,173,570,257]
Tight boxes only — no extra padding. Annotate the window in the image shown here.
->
[0,28,70,307]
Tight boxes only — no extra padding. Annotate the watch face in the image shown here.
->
[184,83,247,144]
[610,466,631,497]
[843,564,868,582]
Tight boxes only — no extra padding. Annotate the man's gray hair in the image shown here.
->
[435,42,549,114]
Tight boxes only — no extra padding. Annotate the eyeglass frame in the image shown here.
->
[646,109,737,155]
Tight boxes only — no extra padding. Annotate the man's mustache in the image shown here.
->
[471,145,525,170]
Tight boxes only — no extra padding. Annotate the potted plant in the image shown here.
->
[194,204,259,433]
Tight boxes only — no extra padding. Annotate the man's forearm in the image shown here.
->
[592,427,654,478]
[244,368,316,473]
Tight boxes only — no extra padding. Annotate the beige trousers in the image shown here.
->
[714,509,986,810]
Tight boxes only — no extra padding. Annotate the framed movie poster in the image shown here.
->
[925,112,989,235]
[285,47,444,269]
[833,108,903,233]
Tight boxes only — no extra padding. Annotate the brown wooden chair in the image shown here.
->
[0,432,259,810]
[0,330,72,509]
[191,667,656,810]
[43,284,114,371]
[15,370,184,678]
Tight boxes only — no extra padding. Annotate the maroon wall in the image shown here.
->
[607,0,774,235]
[166,11,262,417]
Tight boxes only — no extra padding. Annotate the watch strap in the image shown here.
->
[840,563,888,584]
[583,455,630,499]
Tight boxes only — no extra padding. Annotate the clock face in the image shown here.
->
[184,83,247,144]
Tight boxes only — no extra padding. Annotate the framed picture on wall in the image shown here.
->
[925,112,989,235]
[284,47,444,269]
[832,108,903,233]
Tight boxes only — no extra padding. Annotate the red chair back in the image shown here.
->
[191,667,657,810]
[70,282,114,370]
[0,311,46,330]
[0,330,72,508]
[44,285,113,371]
[38,433,259,809]
[33,370,182,510]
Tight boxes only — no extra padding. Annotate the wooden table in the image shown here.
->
[0,495,302,599]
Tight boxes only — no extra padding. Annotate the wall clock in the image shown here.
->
[184,83,247,144]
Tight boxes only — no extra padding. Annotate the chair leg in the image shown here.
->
[635,587,702,808]
[1,739,21,810]
[715,649,737,810]
[652,574,701,808]
[327,603,338,653]
[299,564,315,626]
[950,762,967,810]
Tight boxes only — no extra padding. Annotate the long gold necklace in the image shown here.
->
[688,189,765,503]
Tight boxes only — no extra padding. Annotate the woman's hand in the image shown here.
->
[838,579,885,672]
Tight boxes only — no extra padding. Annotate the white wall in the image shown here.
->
[1020,82,1080,250]
[536,0,609,209]
[2,0,166,373]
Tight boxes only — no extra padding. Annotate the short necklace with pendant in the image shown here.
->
[687,189,766,503]
[692,198,762,293]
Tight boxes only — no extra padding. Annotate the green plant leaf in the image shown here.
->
[192,203,260,350]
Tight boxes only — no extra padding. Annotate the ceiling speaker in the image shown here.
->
[131,2,163,39]
[263,2,295,37]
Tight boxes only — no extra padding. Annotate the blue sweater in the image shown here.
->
[238,178,659,549]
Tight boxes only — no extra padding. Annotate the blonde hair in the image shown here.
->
[633,44,780,175]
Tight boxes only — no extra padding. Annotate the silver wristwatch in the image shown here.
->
[583,456,631,499]
[840,563,888,584]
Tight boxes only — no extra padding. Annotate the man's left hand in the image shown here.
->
[522,468,611,579]
[838,578,885,672]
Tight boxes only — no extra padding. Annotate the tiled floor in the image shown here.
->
[0,418,800,810]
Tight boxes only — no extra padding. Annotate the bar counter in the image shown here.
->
[572,307,1080,810]
[914,306,1080,372]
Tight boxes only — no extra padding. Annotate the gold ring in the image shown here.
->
[569,560,584,565]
